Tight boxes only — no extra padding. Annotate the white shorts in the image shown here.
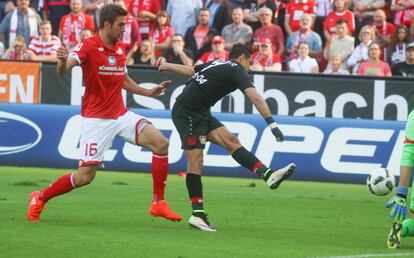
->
[78,111,150,167]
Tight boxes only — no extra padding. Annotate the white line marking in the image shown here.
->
[309,253,414,258]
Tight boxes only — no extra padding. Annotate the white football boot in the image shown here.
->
[266,163,296,190]
[189,214,217,232]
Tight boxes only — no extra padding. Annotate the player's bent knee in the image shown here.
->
[153,138,169,153]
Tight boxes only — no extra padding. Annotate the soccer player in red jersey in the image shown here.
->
[27,4,182,223]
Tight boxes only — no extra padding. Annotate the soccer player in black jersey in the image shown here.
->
[156,44,295,232]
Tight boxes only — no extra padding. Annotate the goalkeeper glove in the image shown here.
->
[265,117,284,142]
[386,186,408,222]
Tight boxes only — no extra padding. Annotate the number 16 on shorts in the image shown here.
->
[85,143,98,157]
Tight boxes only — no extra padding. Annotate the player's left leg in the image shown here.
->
[117,112,181,221]
[207,125,295,189]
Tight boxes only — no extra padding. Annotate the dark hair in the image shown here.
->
[99,4,128,29]
[336,18,348,26]
[173,34,184,40]
[199,7,210,14]
[229,43,251,60]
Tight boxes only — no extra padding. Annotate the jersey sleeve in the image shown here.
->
[69,41,88,65]
[232,65,254,91]
[194,62,209,72]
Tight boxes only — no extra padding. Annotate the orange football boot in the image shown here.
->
[27,191,46,222]
[149,200,182,221]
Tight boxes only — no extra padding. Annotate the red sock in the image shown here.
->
[38,173,76,202]
[152,153,168,202]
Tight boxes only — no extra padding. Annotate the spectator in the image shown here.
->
[390,0,414,27]
[357,42,392,76]
[314,0,333,41]
[288,42,319,73]
[162,34,194,66]
[286,13,322,61]
[323,54,350,74]
[113,0,141,66]
[58,0,95,50]
[284,0,316,35]
[347,25,375,73]
[166,0,202,36]
[372,9,395,61]
[128,0,161,39]
[251,36,282,72]
[150,10,174,58]
[28,20,61,61]
[0,0,42,48]
[82,0,103,27]
[388,24,410,68]
[2,35,30,60]
[221,7,252,50]
[243,0,277,31]
[253,6,285,57]
[205,0,232,33]
[392,42,414,76]
[324,19,354,69]
[184,7,219,60]
[195,35,228,65]
[353,0,385,31]
[323,0,355,42]
[132,39,156,65]
[42,0,70,35]
[3,1,16,15]
[79,28,92,40]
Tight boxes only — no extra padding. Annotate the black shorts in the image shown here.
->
[172,101,223,149]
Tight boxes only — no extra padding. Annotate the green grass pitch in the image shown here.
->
[0,166,413,258]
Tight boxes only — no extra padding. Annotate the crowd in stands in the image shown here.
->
[0,0,413,77]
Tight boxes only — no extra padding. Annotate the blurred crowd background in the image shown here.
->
[0,0,413,77]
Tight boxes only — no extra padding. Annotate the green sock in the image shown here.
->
[402,218,414,237]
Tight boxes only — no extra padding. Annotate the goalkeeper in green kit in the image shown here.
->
[387,110,414,249]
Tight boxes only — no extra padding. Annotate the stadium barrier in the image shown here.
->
[0,103,405,184]
[0,61,413,121]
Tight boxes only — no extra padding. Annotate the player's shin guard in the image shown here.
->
[186,173,204,214]
[231,147,270,177]
[38,173,76,202]
[152,152,168,203]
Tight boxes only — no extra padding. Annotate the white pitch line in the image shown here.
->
[309,253,414,258]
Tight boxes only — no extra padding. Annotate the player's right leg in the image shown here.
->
[171,102,216,231]
[207,125,295,189]
[184,149,216,232]
[28,165,98,222]
[28,117,115,222]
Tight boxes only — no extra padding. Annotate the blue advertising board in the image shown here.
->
[0,103,406,184]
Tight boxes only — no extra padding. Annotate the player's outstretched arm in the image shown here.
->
[244,87,284,142]
[56,44,78,75]
[155,57,195,77]
[123,74,171,96]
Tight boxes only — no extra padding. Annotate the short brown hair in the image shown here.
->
[99,4,128,29]
[40,20,52,27]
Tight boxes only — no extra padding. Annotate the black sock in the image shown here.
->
[231,147,270,178]
[186,173,204,214]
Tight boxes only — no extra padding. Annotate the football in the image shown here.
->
[366,168,395,196]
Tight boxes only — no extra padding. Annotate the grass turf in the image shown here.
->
[0,166,413,258]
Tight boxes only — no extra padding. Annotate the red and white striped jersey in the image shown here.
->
[28,35,61,55]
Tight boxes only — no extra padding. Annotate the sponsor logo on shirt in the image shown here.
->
[108,56,117,65]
